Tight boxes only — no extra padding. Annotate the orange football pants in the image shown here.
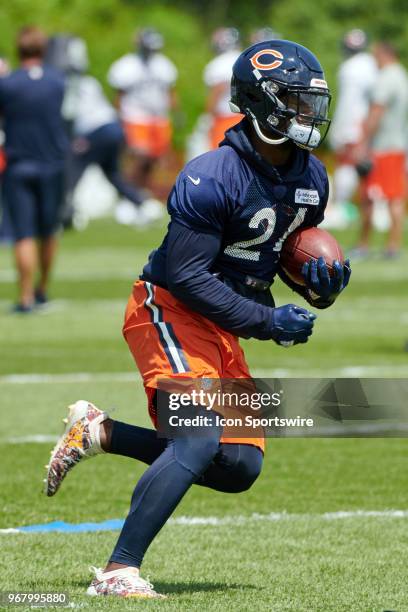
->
[122,119,172,158]
[123,280,264,451]
[210,114,244,149]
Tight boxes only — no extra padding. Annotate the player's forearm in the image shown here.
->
[166,222,275,340]
[168,271,275,340]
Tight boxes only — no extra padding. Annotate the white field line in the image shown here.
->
[0,256,407,282]
[3,420,408,445]
[170,510,408,524]
[1,365,408,386]
[1,297,407,312]
[253,365,408,377]
[2,510,408,534]
[4,435,59,444]
[0,372,139,384]
[0,299,126,312]
[0,269,137,282]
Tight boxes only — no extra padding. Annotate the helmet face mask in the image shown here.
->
[230,41,331,150]
[270,83,331,149]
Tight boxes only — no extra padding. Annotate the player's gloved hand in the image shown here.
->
[301,257,351,303]
[271,304,316,347]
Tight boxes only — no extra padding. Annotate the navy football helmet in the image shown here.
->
[230,40,331,150]
[137,28,164,55]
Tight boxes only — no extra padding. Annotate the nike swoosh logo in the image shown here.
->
[187,175,200,185]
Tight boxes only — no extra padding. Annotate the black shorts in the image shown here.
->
[2,161,64,241]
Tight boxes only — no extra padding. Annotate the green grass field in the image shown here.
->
[1,217,408,611]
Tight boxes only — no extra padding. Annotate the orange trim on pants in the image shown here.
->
[123,280,264,451]
[210,114,244,149]
[122,119,172,158]
[362,151,407,201]
[0,148,6,173]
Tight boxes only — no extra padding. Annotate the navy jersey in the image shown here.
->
[143,119,329,340]
[0,64,68,165]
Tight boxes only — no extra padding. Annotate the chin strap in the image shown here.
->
[229,100,288,145]
[248,111,288,145]
[231,100,320,149]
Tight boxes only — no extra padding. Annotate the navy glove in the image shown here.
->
[271,304,316,347]
[301,257,351,303]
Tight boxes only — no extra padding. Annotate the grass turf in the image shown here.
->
[0,217,408,610]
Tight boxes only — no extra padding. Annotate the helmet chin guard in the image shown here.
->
[287,118,321,149]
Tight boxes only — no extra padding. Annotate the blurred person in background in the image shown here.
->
[0,26,68,312]
[0,54,11,241]
[108,28,178,196]
[186,27,242,160]
[353,41,408,257]
[249,26,282,45]
[0,55,9,77]
[329,29,377,224]
[203,27,242,150]
[48,35,163,228]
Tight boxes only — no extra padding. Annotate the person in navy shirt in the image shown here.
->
[45,41,351,598]
[0,26,68,312]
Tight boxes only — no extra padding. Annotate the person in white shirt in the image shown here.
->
[203,27,242,149]
[67,74,155,214]
[108,28,178,187]
[47,35,162,227]
[353,41,408,256]
[249,27,282,45]
[330,30,377,208]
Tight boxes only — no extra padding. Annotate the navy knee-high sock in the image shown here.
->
[110,421,166,465]
[109,432,221,568]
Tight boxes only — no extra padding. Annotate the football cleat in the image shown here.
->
[44,400,107,497]
[86,566,166,599]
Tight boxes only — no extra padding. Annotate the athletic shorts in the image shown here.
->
[2,161,64,241]
[122,119,172,158]
[209,114,244,150]
[362,151,407,201]
[123,280,264,451]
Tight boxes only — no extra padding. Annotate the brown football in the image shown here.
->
[280,227,344,286]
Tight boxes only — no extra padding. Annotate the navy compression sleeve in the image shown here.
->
[166,221,275,340]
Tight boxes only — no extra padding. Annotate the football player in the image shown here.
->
[107,28,178,190]
[45,40,351,598]
[0,27,68,311]
[203,27,243,149]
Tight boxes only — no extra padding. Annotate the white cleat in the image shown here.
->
[86,566,166,599]
[115,198,165,227]
[137,198,165,224]
[44,400,107,497]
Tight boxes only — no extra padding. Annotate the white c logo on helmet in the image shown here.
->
[250,49,283,71]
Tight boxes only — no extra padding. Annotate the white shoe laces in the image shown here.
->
[90,566,155,593]
[119,574,154,592]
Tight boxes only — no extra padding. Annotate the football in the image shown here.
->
[280,227,344,286]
